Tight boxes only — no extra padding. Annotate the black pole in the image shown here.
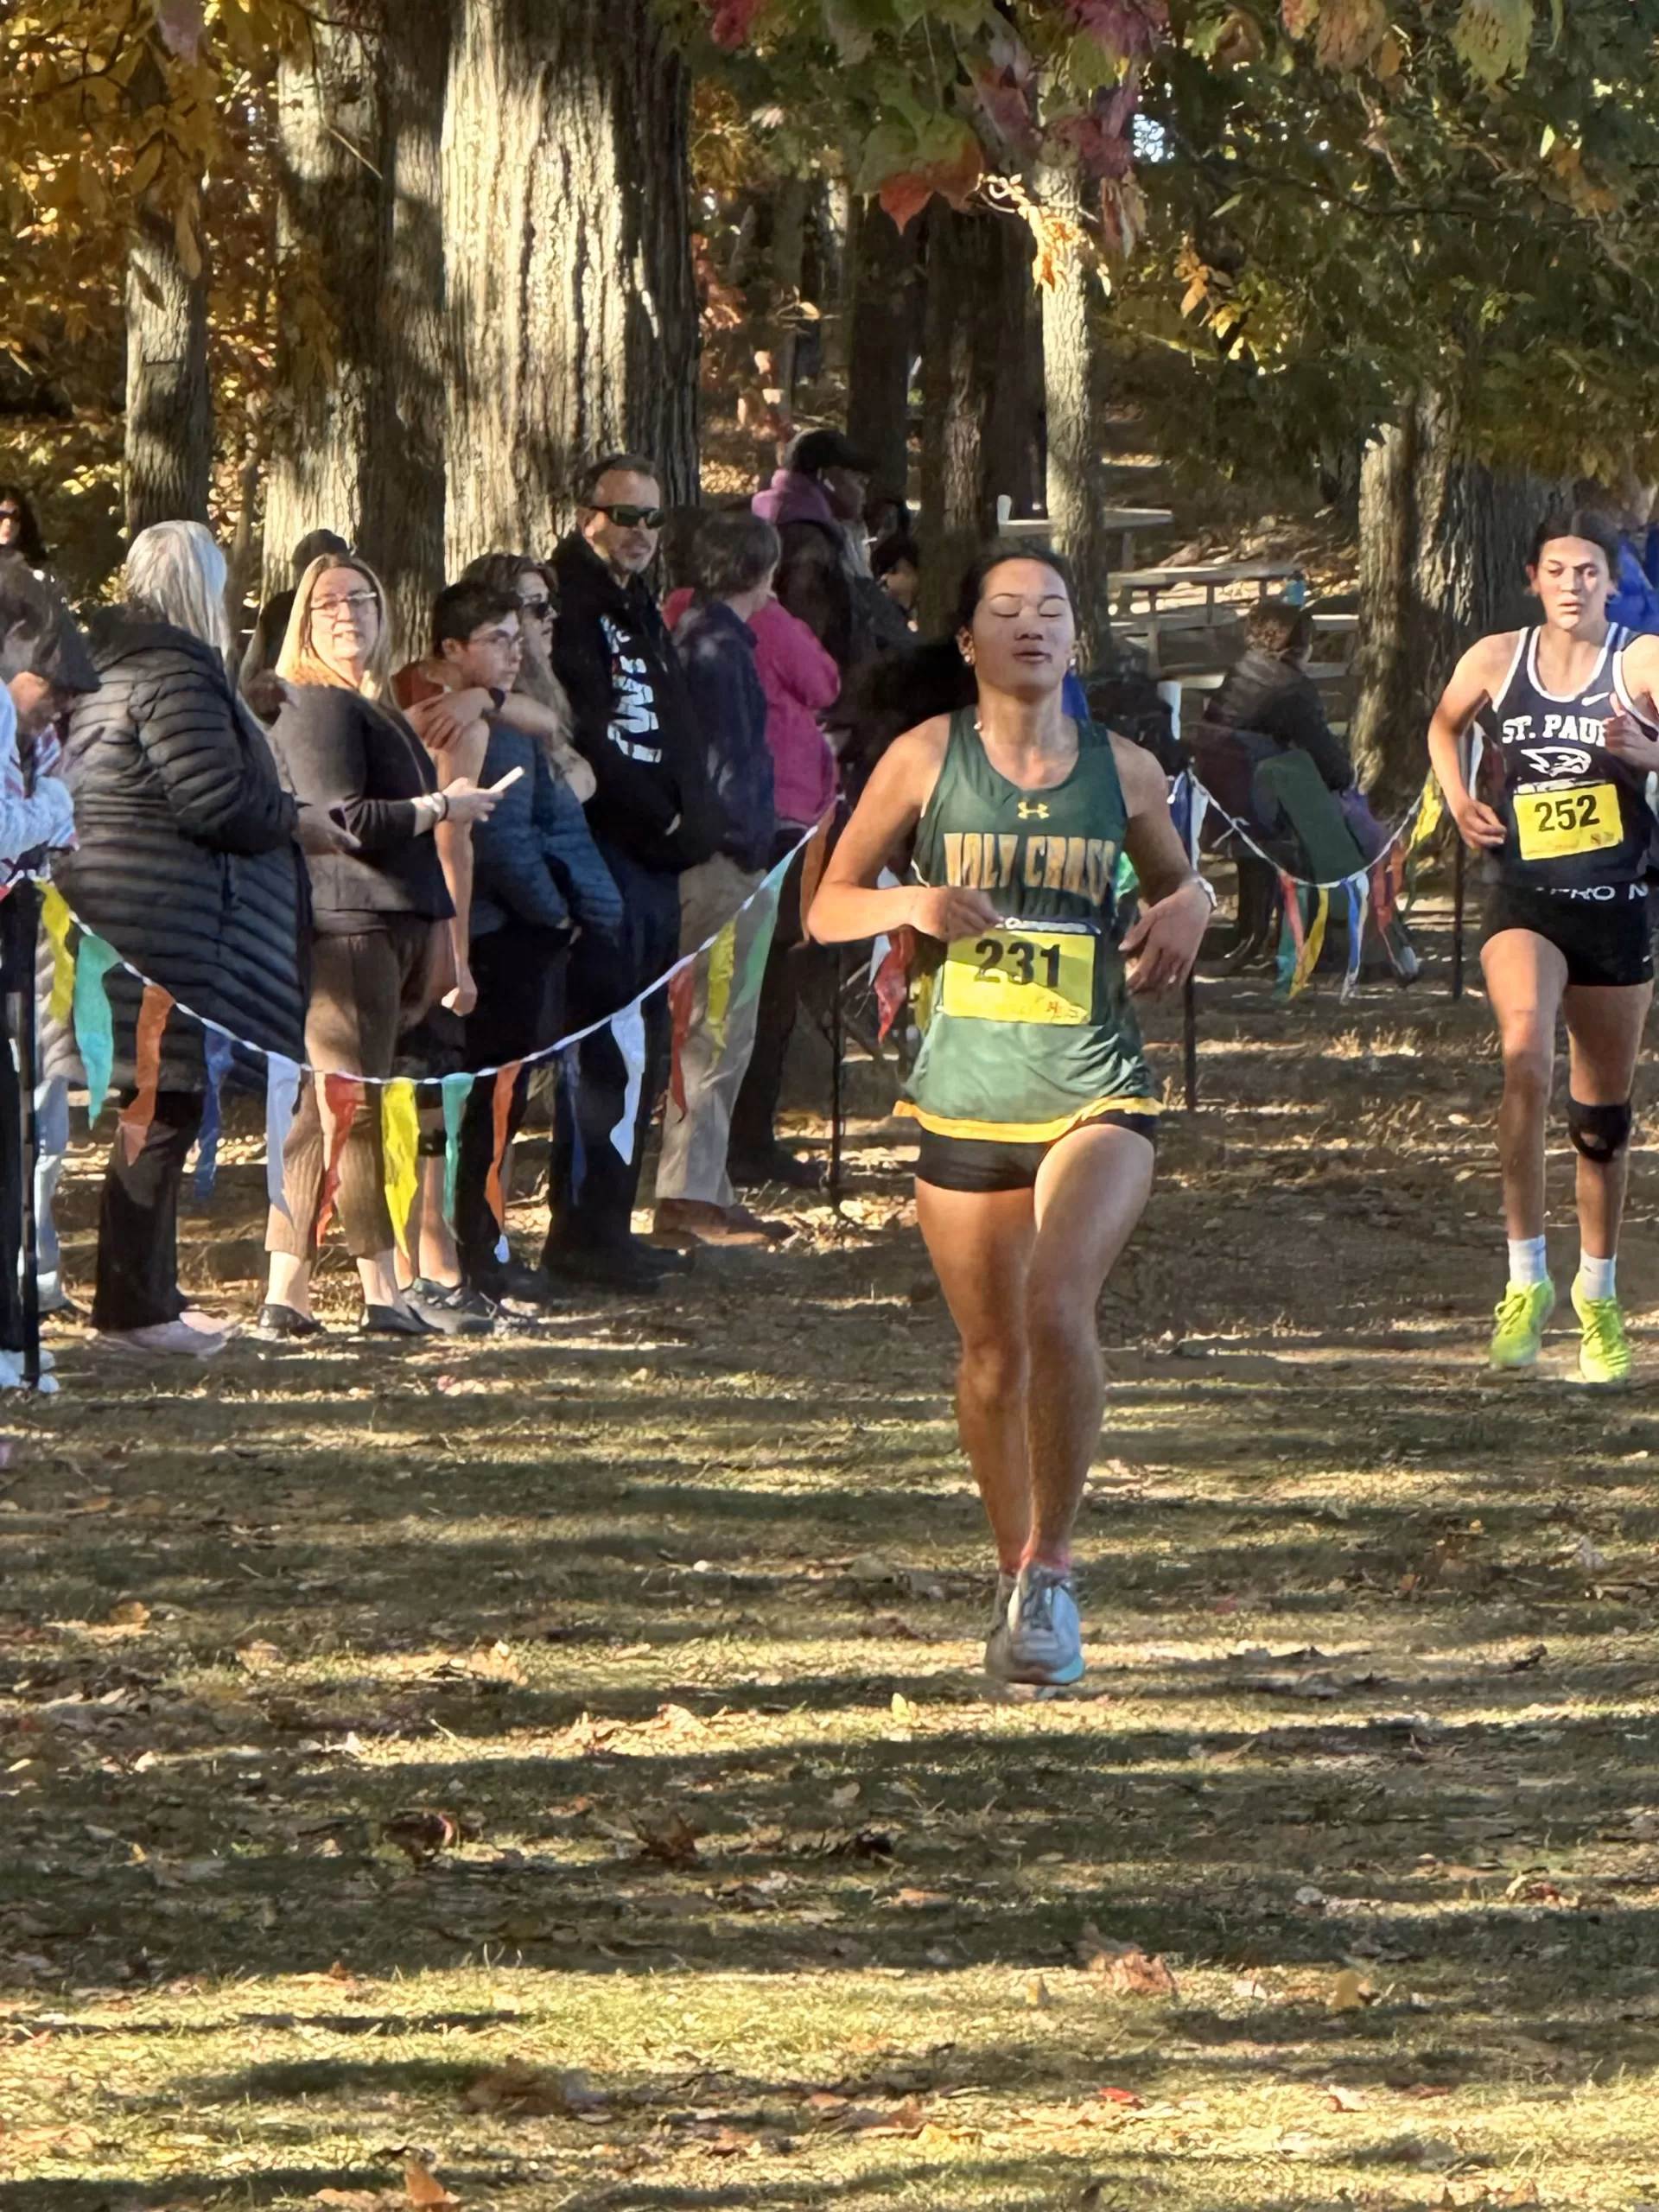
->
[828,944,844,1207]
[1451,835,1465,1001]
[1183,972,1198,1114]
[13,882,40,1389]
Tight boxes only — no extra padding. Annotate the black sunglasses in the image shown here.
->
[594,503,664,530]
[521,595,556,620]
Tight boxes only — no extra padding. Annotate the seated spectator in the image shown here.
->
[261,554,501,1338]
[655,509,783,1248]
[50,524,328,1358]
[404,580,621,1305]
[0,553,93,1384]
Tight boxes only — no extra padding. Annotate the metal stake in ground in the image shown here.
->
[1183,971,1199,1112]
[1451,836,1465,1001]
[828,945,845,1209]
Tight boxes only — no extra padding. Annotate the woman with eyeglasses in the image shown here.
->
[261,555,506,1337]
[808,547,1213,1689]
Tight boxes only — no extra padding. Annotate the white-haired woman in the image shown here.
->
[54,519,334,1357]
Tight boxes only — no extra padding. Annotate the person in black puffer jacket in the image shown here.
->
[54,522,322,1358]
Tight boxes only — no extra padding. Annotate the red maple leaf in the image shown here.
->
[1066,0,1169,60]
[971,66,1039,156]
[877,137,984,231]
[707,0,765,48]
[1052,79,1141,179]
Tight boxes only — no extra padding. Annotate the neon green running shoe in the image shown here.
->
[1573,1281,1631,1387]
[1489,1279,1555,1370]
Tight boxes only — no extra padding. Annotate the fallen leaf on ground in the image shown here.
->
[830,1781,860,1808]
[1325,2083,1367,2110]
[1331,1967,1374,2011]
[893,1886,950,1909]
[464,2060,606,2117]
[701,2124,758,2156]
[1027,1974,1050,2008]
[1097,2085,1143,2106]
[383,1810,459,1866]
[404,2158,459,2207]
[103,1599,150,1628]
[633,1813,702,1865]
[890,1691,918,1721]
[1077,1920,1177,1997]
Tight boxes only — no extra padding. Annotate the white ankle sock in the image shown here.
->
[1507,1236,1548,1289]
[1578,1251,1617,1301]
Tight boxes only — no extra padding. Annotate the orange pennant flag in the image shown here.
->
[117,984,174,1166]
[484,1062,522,1229]
[797,814,832,945]
[313,1072,364,1243]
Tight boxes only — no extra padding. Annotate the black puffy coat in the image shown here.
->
[52,613,308,1091]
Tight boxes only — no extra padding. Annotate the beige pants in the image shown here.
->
[654,854,778,1208]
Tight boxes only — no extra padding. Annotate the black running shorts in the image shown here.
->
[1480,883,1654,989]
[915,1112,1159,1194]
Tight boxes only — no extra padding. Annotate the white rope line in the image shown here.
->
[1179,770,1433,891]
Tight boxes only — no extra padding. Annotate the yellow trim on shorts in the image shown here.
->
[896,1095,1162,1145]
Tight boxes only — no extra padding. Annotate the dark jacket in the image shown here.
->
[672,599,777,874]
[753,469,912,674]
[267,682,452,927]
[470,719,625,941]
[550,534,720,874]
[1201,647,1353,792]
[53,612,308,1090]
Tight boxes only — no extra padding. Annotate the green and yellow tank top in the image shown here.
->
[901,708,1158,1142]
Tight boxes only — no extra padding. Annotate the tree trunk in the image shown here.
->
[846,198,918,512]
[1039,166,1109,667]
[265,5,447,662]
[442,0,698,572]
[916,204,1036,632]
[766,175,808,407]
[124,200,211,538]
[1352,391,1557,807]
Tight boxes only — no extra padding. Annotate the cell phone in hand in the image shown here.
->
[488,766,525,792]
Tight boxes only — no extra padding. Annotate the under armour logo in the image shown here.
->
[1017,800,1050,820]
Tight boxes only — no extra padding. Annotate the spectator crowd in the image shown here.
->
[0,434,925,1370]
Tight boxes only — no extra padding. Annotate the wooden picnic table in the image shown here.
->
[1115,560,1302,620]
[994,496,1174,569]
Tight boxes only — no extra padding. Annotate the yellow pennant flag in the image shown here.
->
[1409,772,1445,851]
[381,1079,421,1256]
[40,884,74,1026]
[705,918,737,1046]
[1292,886,1329,997]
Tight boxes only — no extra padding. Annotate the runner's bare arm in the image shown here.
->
[1427,636,1513,849]
[1606,632,1659,771]
[1111,735,1212,995]
[806,720,999,944]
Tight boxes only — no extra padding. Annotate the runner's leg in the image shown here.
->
[913,1180,1036,1572]
[1562,980,1651,1262]
[1025,1122,1156,1569]
[1480,929,1568,1242]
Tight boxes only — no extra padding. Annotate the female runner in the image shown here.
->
[808,550,1211,1686]
[1428,506,1659,1384]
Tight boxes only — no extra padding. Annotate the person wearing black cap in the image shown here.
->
[0,552,95,1386]
[753,429,912,676]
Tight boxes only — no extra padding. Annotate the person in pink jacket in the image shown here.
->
[663,577,839,1185]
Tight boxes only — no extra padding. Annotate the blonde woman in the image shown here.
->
[262,555,503,1337]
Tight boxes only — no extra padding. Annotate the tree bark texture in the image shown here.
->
[916,204,1038,632]
[846,198,919,513]
[124,202,211,538]
[1039,167,1109,667]
[265,5,448,662]
[442,0,698,570]
[1352,391,1558,807]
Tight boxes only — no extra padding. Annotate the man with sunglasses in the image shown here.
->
[548,453,721,1293]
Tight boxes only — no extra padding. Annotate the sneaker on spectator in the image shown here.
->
[406,1278,493,1335]
[653,1198,781,1249]
[545,1238,664,1294]
[469,1255,563,1308]
[94,1319,228,1358]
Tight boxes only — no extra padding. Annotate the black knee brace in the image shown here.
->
[1567,1096,1632,1163]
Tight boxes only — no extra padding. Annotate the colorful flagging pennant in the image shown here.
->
[1370,851,1397,935]
[1274,872,1305,998]
[313,1072,364,1243]
[193,1026,237,1197]
[484,1062,521,1229]
[609,1004,646,1163]
[1411,775,1446,850]
[563,1047,587,1202]
[440,1069,471,1225]
[264,1053,302,1217]
[40,885,74,1024]
[873,927,911,1040]
[666,963,696,1119]
[1296,886,1329,995]
[1340,873,1368,1003]
[73,935,121,1120]
[734,885,779,1010]
[704,918,737,1049]
[117,983,174,1166]
[381,1079,420,1255]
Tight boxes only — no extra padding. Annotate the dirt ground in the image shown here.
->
[3,892,1658,2211]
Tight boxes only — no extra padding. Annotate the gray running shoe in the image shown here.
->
[988,1565,1084,1687]
[982,1570,1019,1677]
